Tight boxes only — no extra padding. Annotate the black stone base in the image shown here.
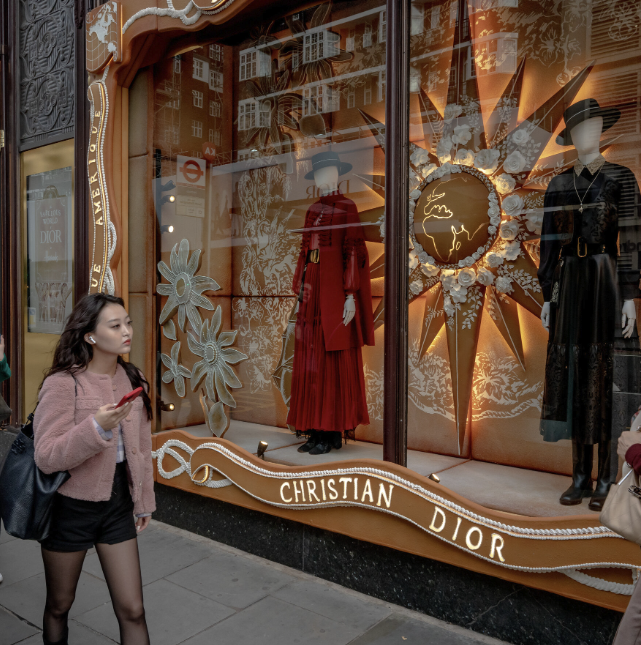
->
[154,483,622,645]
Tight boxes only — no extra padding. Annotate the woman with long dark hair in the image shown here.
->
[33,293,155,645]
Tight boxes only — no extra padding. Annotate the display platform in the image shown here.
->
[174,420,599,518]
[152,427,641,613]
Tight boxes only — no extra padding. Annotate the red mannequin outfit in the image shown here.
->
[287,190,375,439]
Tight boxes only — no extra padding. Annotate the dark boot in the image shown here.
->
[309,432,332,455]
[560,441,593,505]
[589,440,613,512]
[297,430,317,453]
[330,431,343,450]
[43,627,68,645]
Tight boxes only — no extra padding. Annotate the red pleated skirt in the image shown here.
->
[287,263,369,433]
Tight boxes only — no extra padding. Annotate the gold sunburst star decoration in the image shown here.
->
[356,54,606,454]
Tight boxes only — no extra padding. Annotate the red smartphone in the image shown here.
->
[115,387,143,409]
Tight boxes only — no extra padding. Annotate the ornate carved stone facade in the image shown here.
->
[19,0,75,150]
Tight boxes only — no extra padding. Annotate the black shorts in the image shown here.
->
[41,462,137,552]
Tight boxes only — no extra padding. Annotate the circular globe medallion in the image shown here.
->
[413,166,498,268]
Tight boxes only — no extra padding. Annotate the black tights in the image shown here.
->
[42,538,150,645]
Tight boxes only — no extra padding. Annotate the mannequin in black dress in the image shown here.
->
[538,99,641,510]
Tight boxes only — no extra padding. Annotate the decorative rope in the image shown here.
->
[563,569,636,596]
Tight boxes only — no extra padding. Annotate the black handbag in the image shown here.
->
[0,412,70,541]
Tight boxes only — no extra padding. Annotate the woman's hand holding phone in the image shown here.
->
[95,401,133,431]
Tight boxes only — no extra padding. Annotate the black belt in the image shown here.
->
[561,238,608,258]
[298,249,320,302]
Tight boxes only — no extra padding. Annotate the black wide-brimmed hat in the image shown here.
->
[304,151,352,180]
[556,98,621,146]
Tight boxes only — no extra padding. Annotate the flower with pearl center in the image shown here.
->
[157,239,220,331]
[188,305,248,407]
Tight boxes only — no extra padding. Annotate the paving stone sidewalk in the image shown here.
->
[0,520,510,645]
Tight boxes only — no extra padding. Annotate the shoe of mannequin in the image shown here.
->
[560,440,593,505]
[297,430,317,453]
[309,435,332,455]
[588,440,613,512]
[330,431,343,450]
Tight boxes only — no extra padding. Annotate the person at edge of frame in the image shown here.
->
[0,333,10,586]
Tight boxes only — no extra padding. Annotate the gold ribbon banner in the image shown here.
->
[153,434,641,580]
[87,79,110,293]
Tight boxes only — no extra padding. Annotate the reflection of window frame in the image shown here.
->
[173,56,181,74]
[209,69,223,91]
[430,5,440,30]
[363,24,372,48]
[209,44,222,61]
[428,71,438,93]
[347,89,355,108]
[259,101,271,127]
[238,99,257,130]
[193,58,206,81]
[302,84,338,116]
[239,48,270,81]
[378,70,386,102]
[303,30,339,64]
[346,28,355,52]
[165,128,179,145]
[411,3,424,35]
[364,78,372,105]
[209,100,221,117]
[191,119,203,138]
[378,10,387,44]
[208,127,215,142]
[193,90,203,108]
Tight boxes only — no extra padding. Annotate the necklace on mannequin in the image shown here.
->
[573,166,603,213]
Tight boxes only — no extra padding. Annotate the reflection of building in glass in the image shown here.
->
[154,45,225,160]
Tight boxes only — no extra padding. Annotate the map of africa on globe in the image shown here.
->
[414,172,492,266]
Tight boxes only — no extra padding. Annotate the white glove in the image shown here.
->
[343,294,356,326]
[541,301,550,332]
[622,299,637,339]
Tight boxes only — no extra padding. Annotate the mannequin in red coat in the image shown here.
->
[287,152,375,455]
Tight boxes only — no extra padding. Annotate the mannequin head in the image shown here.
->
[313,165,339,195]
[570,116,603,158]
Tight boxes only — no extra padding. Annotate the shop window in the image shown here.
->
[191,119,203,138]
[210,100,221,117]
[411,3,424,36]
[238,99,256,130]
[378,10,386,44]
[193,90,203,108]
[346,28,355,52]
[193,58,207,81]
[209,69,223,92]
[173,56,181,74]
[363,24,372,48]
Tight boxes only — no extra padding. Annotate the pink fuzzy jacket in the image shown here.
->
[33,365,156,516]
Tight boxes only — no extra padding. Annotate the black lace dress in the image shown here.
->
[537,161,641,444]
